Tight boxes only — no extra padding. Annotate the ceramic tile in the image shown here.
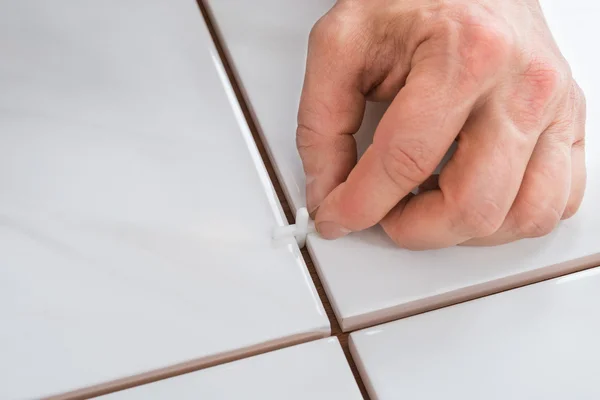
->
[0,1,329,399]
[205,0,600,331]
[349,267,600,400]
[100,337,362,400]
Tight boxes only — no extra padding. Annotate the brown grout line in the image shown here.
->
[302,247,371,399]
[49,3,369,399]
[337,333,371,399]
[197,2,599,399]
[342,253,600,332]
[197,2,371,399]
[46,3,597,398]
[197,2,294,225]
[47,332,326,400]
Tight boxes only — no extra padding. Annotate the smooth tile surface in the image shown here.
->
[100,338,363,400]
[0,1,328,399]
[206,0,600,331]
[349,267,600,400]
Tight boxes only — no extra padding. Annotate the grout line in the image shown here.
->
[52,3,370,399]
[339,254,600,332]
[302,246,371,398]
[47,333,327,400]
[197,2,599,399]
[197,2,371,399]
[20,1,596,399]
[337,333,372,399]
[196,4,294,225]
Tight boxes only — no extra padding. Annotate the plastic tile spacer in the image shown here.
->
[272,207,316,248]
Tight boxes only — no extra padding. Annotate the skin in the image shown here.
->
[296,0,586,250]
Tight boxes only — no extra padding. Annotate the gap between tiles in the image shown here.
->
[197,2,371,399]
[41,3,599,399]
[41,4,367,399]
[345,253,600,332]
[197,2,600,400]
[47,334,319,400]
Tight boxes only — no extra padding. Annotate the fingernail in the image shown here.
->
[317,221,351,240]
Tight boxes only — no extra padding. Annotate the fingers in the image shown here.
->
[380,101,539,249]
[514,127,571,237]
[296,14,366,214]
[314,54,483,238]
[461,123,572,246]
[463,82,586,246]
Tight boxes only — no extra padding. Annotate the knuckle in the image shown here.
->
[516,200,562,237]
[458,26,512,78]
[522,59,569,104]
[458,9,513,51]
[381,139,435,190]
[412,6,437,33]
[451,197,505,237]
[511,59,570,130]
[430,4,514,86]
[308,9,364,54]
[295,123,320,152]
[308,16,332,47]
[295,124,319,174]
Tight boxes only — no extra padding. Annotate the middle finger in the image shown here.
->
[381,101,538,249]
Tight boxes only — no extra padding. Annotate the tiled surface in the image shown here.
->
[206,0,600,331]
[349,267,600,400]
[100,338,363,400]
[0,1,329,398]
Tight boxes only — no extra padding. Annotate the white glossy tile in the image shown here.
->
[349,267,600,400]
[206,0,600,331]
[100,337,362,400]
[0,1,328,399]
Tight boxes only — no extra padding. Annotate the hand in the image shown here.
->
[296,0,586,249]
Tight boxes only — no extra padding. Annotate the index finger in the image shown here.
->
[296,16,366,214]
[314,53,484,238]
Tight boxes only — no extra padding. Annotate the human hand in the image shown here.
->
[296,0,586,249]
